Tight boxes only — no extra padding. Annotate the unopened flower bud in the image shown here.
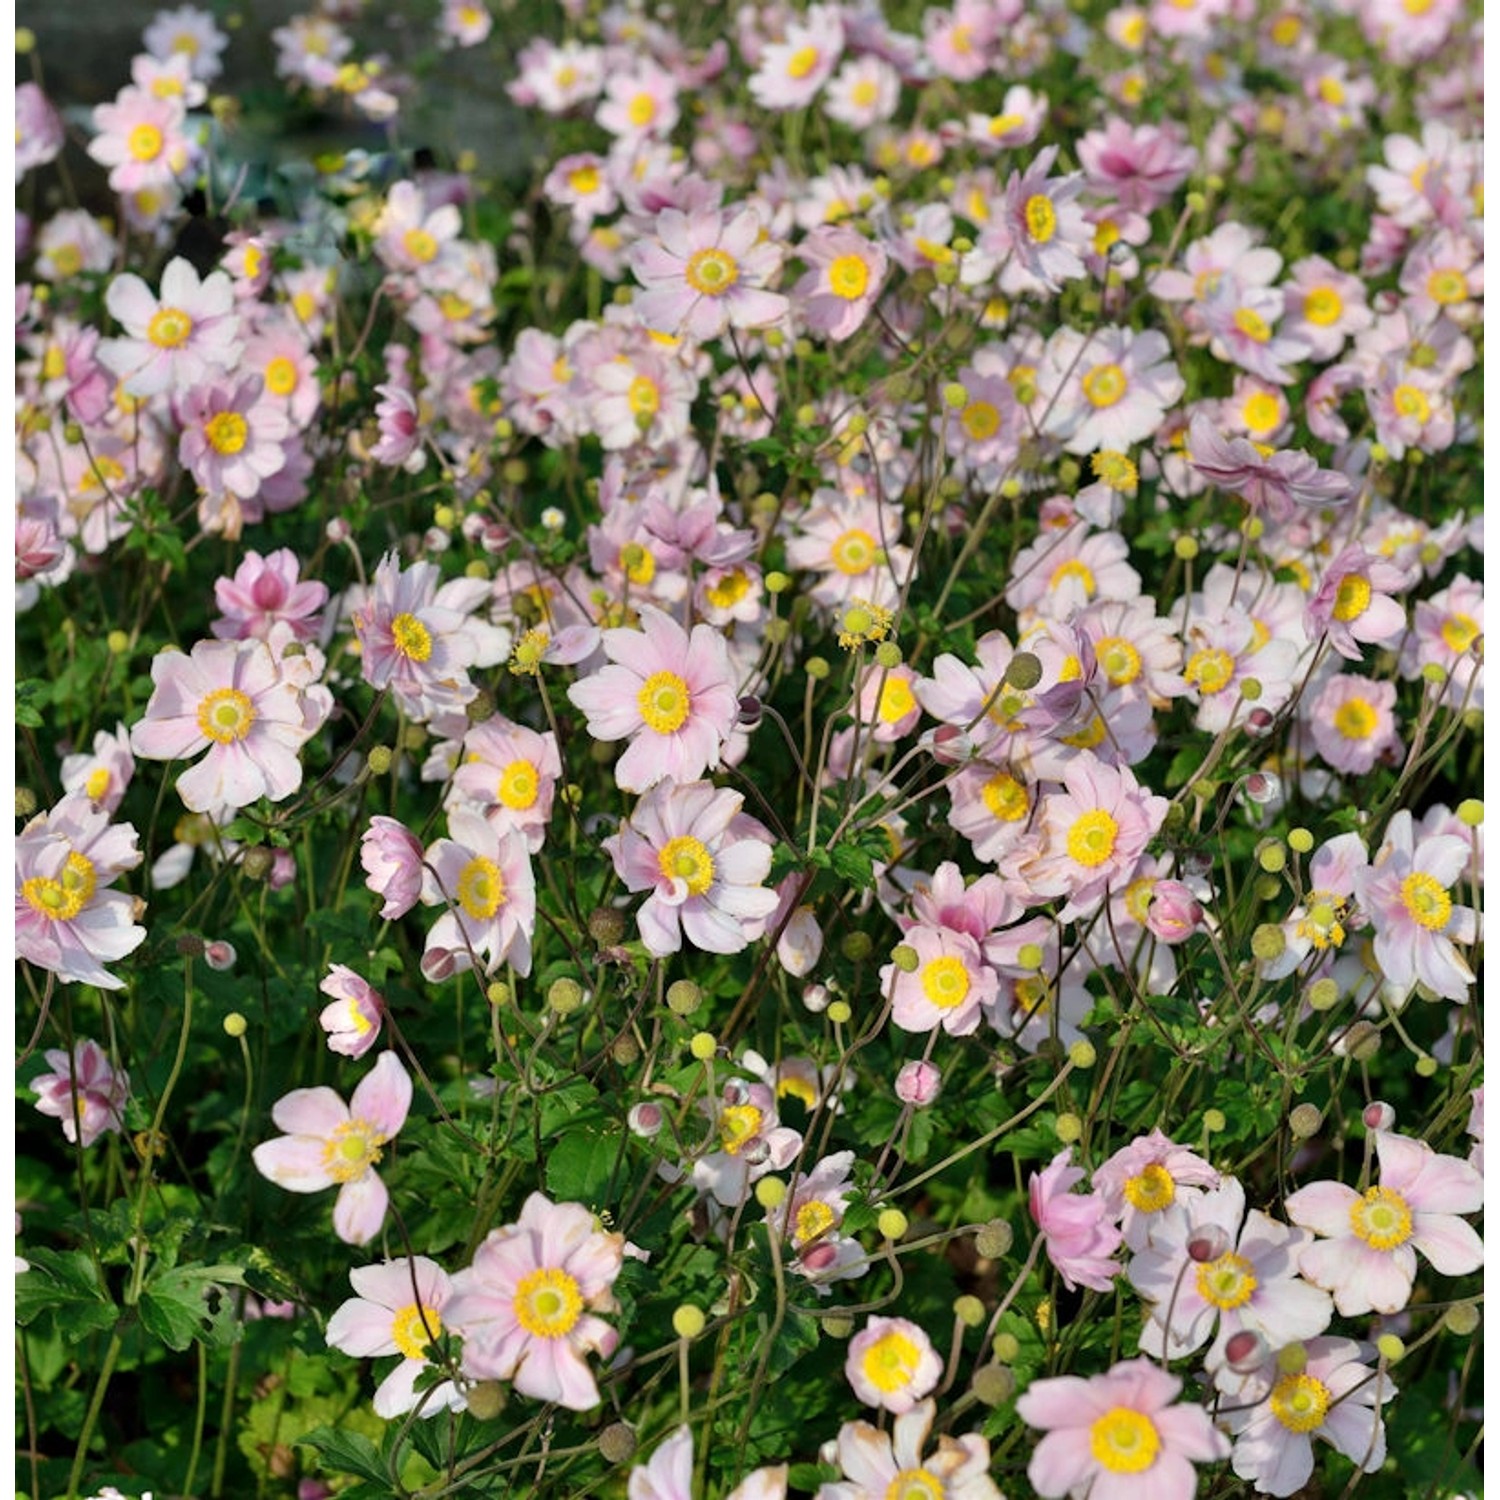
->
[1005,651,1042,690]
[891,943,919,972]
[1203,1108,1227,1133]
[1288,827,1314,853]
[1415,1054,1438,1077]
[598,1422,636,1465]
[740,1138,771,1166]
[628,1101,663,1138]
[611,1034,641,1066]
[1457,798,1483,827]
[1145,881,1202,944]
[673,1304,706,1339]
[548,977,585,1016]
[1307,977,1339,1011]
[841,931,873,962]
[366,745,393,775]
[689,1031,717,1060]
[240,846,275,881]
[827,999,852,1024]
[1288,1104,1322,1139]
[1055,1113,1082,1144]
[954,1295,986,1328]
[1251,924,1286,961]
[1242,770,1282,805]
[15,788,38,818]
[205,940,237,971]
[1445,1302,1481,1336]
[667,980,702,1016]
[465,1381,506,1420]
[1187,1226,1232,1263]
[1343,1021,1381,1062]
[878,1208,909,1241]
[223,1012,247,1038]
[895,1059,941,1106]
[589,907,626,946]
[821,1313,854,1339]
[971,1365,1015,1406]
[928,724,975,765]
[738,694,763,728]
[755,1176,787,1209]
[1363,1101,1395,1132]
[1224,1329,1268,1373]
[1376,1333,1405,1363]
[975,1220,1013,1259]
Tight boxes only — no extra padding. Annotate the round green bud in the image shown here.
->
[1288,827,1315,854]
[764,618,792,645]
[1173,535,1200,561]
[1239,676,1263,702]
[487,982,510,1007]
[1376,1333,1405,1363]
[765,570,791,593]
[1257,842,1286,873]
[1422,661,1449,685]
[954,1295,986,1328]
[1457,799,1483,827]
[1055,1113,1083,1144]
[15,788,38,818]
[806,656,831,681]
[841,931,873,962]
[891,943,919,972]
[589,907,627,947]
[106,629,131,654]
[1445,1302,1481,1336]
[672,1305,706,1339]
[1343,1021,1381,1062]
[1185,191,1207,214]
[1068,1040,1097,1069]
[223,1012,247,1038]
[1005,652,1043,690]
[465,1381,506,1420]
[992,1332,1020,1362]
[874,641,903,670]
[878,1208,909,1241]
[975,1220,1013,1260]
[667,979,702,1016]
[755,1176,787,1209]
[1306,978,1339,1011]
[1288,1104,1322,1140]
[598,1423,636,1465]
[1203,1108,1227,1133]
[1255,875,1283,902]
[942,382,969,409]
[828,1000,853,1025]
[971,1365,1016,1407]
[1251,924,1287,961]
[822,1313,854,1339]
[689,1031,717,1061]
[548,978,585,1016]
[1415,1054,1438,1077]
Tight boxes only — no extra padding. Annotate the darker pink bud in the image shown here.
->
[895,1059,942,1107]
[1187,1226,1231,1263]
[1364,1101,1396,1132]
[628,1101,664,1138]
[799,1240,840,1272]
[1144,881,1201,944]
[1223,1329,1267,1373]
[361,815,424,919]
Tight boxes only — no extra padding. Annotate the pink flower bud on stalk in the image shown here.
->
[628,1102,664,1138]
[895,1060,942,1106]
[1364,1102,1396,1132]
[360,815,424,918]
[1187,1226,1231,1263]
[1223,1329,1268,1374]
[1144,880,1202,944]
[204,940,237,971]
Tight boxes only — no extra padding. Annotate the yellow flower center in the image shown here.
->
[1095,636,1142,685]
[1296,894,1346,951]
[128,123,164,162]
[196,687,256,744]
[684,247,740,297]
[1399,872,1452,932]
[885,1470,945,1500]
[1091,450,1138,492]
[1184,647,1235,696]
[1082,362,1127,408]
[1424,267,1467,306]
[51,244,83,276]
[850,79,879,107]
[1196,1250,1258,1309]
[402,227,438,264]
[981,772,1029,822]
[830,527,878,576]
[1067,809,1119,868]
[1270,1372,1331,1432]
[147,307,194,349]
[391,612,433,662]
[1050,559,1096,597]
[1123,1163,1176,1214]
[637,670,691,733]
[1331,574,1371,622]
[264,356,298,397]
[877,677,917,723]
[657,835,716,895]
[827,253,870,299]
[1317,75,1345,105]
[1270,14,1303,45]
[1303,286,1343,325]
[204,411,248,455]
[1402,0,1434,14]
[41,345,66,381]
[22,851,99,923]
[786,44,820,79]
[794,1199,836,1244]
[988,111,1023,137]
[457,856,505,920]
[84,767,112,802]
[1061,714,1108,750]
[390,1303,442,1361]
[1093,218,1121,254]
[960,400,1001,442]
[1243,391,1282,435]
[497,759,539,810]
[513,1267,584,1339]
[1350,1185,1414,1250]
[1090,1408,1161,1474]
[626,374,660,421]
[705,569,751,610]
[568,165,600,195]
[320,1119,384,1183]
[860,1329,922,1393]
[627,92,658,128]
[1392,384,1431,423]
[171,30,200,54]
[1440,612,1479,654]
[1234,307,1272,343]
[1332,697,1377,740]
[920,955,971,1010]
[1024,194,1057,243]
[1124,874,1156,924]
[719,1103,764,1154]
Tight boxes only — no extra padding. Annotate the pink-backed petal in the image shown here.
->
[1410,1212,1483,1276]
[334,1171,389,1246]
[514,1334,600,1410]
[1027,1428,1096,1497]
[350,1051,412,1138]
[325,1295,400,1357]
[252,1135,335,1192]
[1017,1373,1112,1428]
[1284,1179,1359,1236]
[271,1086,348,1135]
[105,273,157,333]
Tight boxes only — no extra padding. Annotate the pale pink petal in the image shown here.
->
[334,1171,389,1246]
[350,1051,413,1138]
[1410,1213,1483,1275]
[251,1135,335,1192]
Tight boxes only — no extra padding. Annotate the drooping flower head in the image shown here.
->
[30,1039,131,1147]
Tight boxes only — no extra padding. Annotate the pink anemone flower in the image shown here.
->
[252,1051,413,1246]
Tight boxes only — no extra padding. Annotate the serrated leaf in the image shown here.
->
[828,842,874,888]
[544,1126,622,1206]
[300,1425,390,1486]
[14,1248,117,1338]
[140,1262,248,1351]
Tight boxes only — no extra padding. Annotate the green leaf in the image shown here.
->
[828,842,874,888]
[300,1426,390,1486]
[139,1262,248,1352]
[16,678,47,729]
[15,1248,117,1339]
[544,1126,623,1206]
